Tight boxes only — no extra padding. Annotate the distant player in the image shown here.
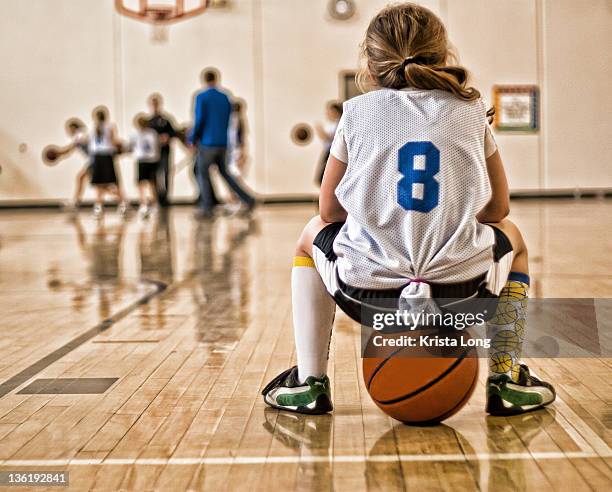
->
[262,3,555,416]
[222,99,249,214]
[191,68,256,218]
[146,93,177,207]
[66,118,91,211]
[49,118,90,213]
[89,106,129,219]
[130,114,160,219]
[314,101,343,186]
[227,100,248,178]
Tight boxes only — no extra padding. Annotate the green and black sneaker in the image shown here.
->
[262,366,333,415]
[486,364,556,416]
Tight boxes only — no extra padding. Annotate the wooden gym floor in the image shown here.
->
[0,200,610,491]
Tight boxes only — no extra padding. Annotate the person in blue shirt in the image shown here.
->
[191,69,256,218]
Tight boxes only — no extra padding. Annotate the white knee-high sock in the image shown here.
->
[292,256,336,384]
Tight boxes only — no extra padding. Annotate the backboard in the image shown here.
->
[114,0,209,24]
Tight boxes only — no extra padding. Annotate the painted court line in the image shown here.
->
[553,393,612,456]
[0,450,610,467]
[0,280,166,399]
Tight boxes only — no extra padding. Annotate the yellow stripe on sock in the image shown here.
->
[293,256,315,268]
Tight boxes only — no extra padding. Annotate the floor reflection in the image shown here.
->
[191,217,258,346]
[483,409,555,491]
[263,407,333,491]
[46,216,128,318]
[262,403,556,491]
[365,408,555,490]
[138,209,174,284]
[367,422,480,489]
[41,209,259,341]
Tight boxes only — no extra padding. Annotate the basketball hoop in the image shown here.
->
[115,0,209,23]
[145,5,175,23]
[115,0,209,42]
[143,5,173,42]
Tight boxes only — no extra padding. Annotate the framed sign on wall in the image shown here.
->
[492,85,539,132]
[340,71,362,101]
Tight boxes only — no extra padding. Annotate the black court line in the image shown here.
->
[17,377,119,395]
[0,280,167,399]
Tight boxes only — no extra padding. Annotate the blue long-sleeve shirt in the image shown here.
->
[191,87,231,147]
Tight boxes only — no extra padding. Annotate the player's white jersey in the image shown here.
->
[70,130,88,155]
[130,129,159,162]
[330,88,497,289]
[88,124,115,155]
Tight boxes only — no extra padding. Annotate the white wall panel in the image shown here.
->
[446,0,541,190]
[0,0,115,202]
[0,0,609,203]
[542,0,612,189]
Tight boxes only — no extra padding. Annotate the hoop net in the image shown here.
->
[150,23,169,43]
[115,1,210,43]
[147,6,172,42]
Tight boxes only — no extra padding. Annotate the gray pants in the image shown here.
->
[195,145,255,211]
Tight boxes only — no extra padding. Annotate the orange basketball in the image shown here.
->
[363,329,478,425]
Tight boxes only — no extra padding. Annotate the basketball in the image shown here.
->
[42,145,60,165]
[363,329,479,425]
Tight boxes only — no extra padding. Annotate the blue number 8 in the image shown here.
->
[397,141,440,212]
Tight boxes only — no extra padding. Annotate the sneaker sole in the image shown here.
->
[486,394,555,416]
[264,393,333,415]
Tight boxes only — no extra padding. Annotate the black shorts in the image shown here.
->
[311,222,513,326]
[138,161,158,182]
[90,154,117,185]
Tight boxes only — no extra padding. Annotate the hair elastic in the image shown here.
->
[401,55,426,69]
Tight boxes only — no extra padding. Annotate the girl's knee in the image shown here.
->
[295,215,330,257]
[495,218,527,255]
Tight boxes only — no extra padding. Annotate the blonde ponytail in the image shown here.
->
[357,3,480,102]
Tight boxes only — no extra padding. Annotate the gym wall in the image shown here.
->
[0,0,610,204]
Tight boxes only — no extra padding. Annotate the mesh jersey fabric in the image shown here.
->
[88,124,116,155]
[329,88,496,289]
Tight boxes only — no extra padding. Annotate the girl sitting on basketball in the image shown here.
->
[262,2,555,416]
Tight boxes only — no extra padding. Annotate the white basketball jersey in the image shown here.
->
[88,124,115,155]
[131,129,159,162]
[330,88,497,289]
[70,130,88,155]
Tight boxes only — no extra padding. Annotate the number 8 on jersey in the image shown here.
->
[397,141,440,213]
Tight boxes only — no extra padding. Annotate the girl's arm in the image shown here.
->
[319,155,348,223]
[314,122,328,140]
[314,123,335,142]
[55,142,77,158]
[476,150,510,223]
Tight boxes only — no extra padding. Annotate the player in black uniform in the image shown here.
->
[147,93,177,207]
